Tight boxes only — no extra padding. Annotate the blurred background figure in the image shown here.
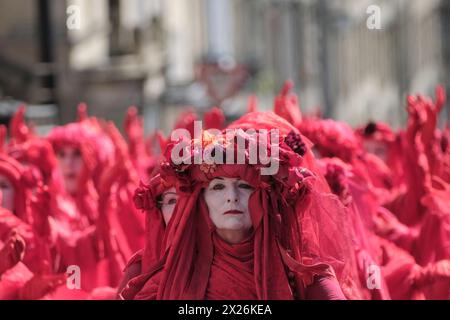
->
[0,0,449,133]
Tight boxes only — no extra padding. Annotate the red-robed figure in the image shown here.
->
[120,113,360,300]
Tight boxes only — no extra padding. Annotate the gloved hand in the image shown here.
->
[19,272,66,300]
[0,230,26,276]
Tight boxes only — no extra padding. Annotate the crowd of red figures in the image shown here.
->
[0,81,449,300]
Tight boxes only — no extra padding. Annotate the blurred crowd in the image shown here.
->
[0,81,449,299]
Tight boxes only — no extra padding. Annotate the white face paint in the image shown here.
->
[203,177,254,231]
[363,140,387,162]
[0,174,15,212]
[160,187,178,225]
[56,146,83,195]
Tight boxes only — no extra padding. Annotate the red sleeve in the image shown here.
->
[305,276,347,300]
[116,260,142,299]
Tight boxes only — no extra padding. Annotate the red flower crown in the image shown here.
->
[159,129,316,204]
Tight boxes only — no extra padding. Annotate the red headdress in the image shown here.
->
[356,121,396,144]
[203,107,225,130]
[299,117,360,163]
[47,120,114,220]
[228,111,330,190]
[47,120,114,172]
[173,109,198,138]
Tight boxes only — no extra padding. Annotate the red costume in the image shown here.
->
[120,113,360,300]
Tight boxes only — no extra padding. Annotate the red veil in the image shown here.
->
[133,173,175,273]
[117,172,176,298]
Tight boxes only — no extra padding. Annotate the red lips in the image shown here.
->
[224,210,243,215]
[65,173,77,179]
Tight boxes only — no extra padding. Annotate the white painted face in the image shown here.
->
[56,146,83,195]
[160,187,178,225]
[203,177,254,231]
[363,140,387,162]
[0,174,15,212]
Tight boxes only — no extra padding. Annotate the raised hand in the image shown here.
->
[124,106,144,143]
[412,260,450,288]
[0,231,26,276]
[9,105,32,144]
[30,184,53,239]
[274,80,302,127]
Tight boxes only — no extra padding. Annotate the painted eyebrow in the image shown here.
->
[209,178,225,184]
[162,192,177,196]
[211,178,249,182]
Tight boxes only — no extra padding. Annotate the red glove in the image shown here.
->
[9,105,33,144]
[0,231,26,276]
[373,207,418,252]
[274,80,302,128]
[411,260,450,288]
[30,185,53,240]
[19,273,66,300]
